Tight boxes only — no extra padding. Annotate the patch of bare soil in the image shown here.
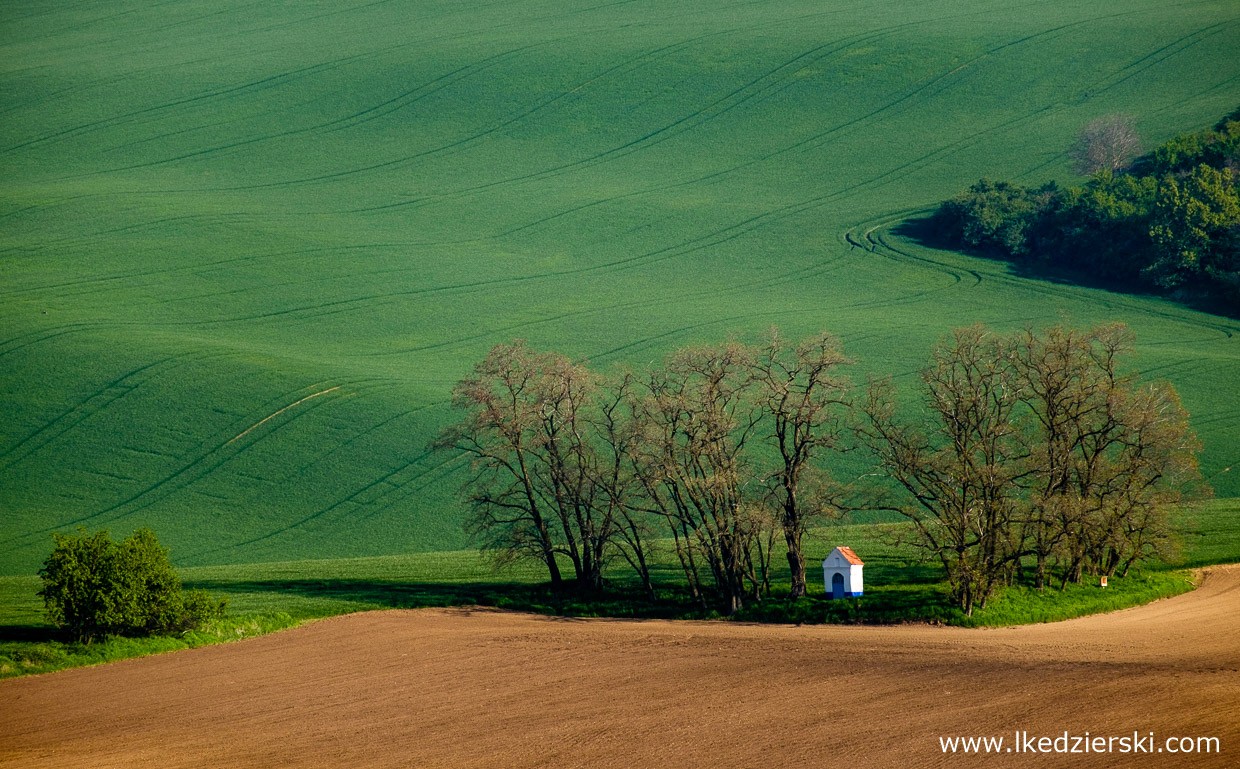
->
[3,566,1238,768]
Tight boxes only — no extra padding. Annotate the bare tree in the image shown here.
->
[752,328,854,598]
[1009,324,1116,588]
[441,325,1202,611]
[438,342,566,586]
[1059,376,1200,584]
[591,370,657,598]
[438,341,630,592]
[1069,114,1140,176]
[1010,323,1202,587]
[860,326,1029,615]
[627,342,763,614]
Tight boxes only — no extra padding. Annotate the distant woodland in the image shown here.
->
[933,108,1240,310]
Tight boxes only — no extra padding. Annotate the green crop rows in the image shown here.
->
[2,0,1238,575]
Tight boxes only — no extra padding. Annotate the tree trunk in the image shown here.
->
[639,566,655,601]
[565,543,584,584]
[578,547,594,590]
[545,552,563,588]
[586,566,603,592]
[1104,548,1121,578]
[785,527,807,599]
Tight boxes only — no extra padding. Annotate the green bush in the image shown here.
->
[37,528,226,642]
[934,179,1059,257]
[1148,120,1240,176]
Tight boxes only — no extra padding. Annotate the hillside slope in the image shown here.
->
[2,0,1238,573]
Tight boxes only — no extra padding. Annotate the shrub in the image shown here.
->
[1147,113,1240,177]
[1150,131,1207,176]
[37,528,226,643]
[934,179,1058,258]
[1039,173,1158,282]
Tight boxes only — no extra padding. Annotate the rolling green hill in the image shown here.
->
[2,0,1238,575]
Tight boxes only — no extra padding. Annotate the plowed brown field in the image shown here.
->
[3,566,1238,768]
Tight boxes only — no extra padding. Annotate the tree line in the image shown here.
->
[437,324,1203,616]
[932,109,1240,310]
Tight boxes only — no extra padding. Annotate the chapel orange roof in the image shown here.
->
[836,546,864,565]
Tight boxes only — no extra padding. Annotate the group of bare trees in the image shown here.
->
[437,331,854,613]
[860,324,1202,614]
[439,323,1202,616]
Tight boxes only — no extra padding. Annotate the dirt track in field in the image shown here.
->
[3,566,1238,769]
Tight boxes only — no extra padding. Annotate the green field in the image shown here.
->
[2,0,1239,576]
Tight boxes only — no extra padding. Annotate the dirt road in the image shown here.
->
[3,566,1238,768]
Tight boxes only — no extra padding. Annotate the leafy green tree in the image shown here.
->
[1148,164,1240,287]
[1148,115,1239,176]
[1206,222,1240,304]
[932,108,1240,306]
[935,179,1058,257]
[38,528,226,643]
[1149,132,1208,176]
[1042,173,1157,282]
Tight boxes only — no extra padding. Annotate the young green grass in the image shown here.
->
[2,0,1239,575]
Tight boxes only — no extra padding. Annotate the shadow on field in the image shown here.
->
[889,216,1240,320]
[888,213,954,252]
[183,577,705,620]
[182,558,958,625]
[0,624,56,643]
